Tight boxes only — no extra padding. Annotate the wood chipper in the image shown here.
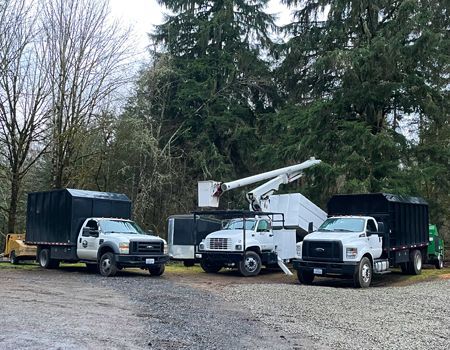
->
[428,225,445,269]
[3,234,36,264]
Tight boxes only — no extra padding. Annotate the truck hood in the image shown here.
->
[206,229,246,239]
[304,231,364,244]
[106,232,165,243]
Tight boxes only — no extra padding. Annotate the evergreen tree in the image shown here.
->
[274,0,449,202]
[153,0,278,181]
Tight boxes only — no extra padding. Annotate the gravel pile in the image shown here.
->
[221,280,450,350]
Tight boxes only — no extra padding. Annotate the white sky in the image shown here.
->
[109,0,293,55]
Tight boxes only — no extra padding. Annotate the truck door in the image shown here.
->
[367,219,382,258]
[256,220,273,251]
[77,220,100,261]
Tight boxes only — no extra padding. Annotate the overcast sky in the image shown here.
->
[109,0,293,55]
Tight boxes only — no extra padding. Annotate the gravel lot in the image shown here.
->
[0,265,449,350]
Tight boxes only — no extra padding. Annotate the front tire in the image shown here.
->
[297,269,314,285]
[200,260,222,273]
[408,250,422,275]
[238,251,262,277]
[149,264,165,276]
[10,251,19,265]
[354,256,372,288]
[99,252,117,277]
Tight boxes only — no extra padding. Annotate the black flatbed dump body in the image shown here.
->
[327,193,429,253]
[25,189,131,246]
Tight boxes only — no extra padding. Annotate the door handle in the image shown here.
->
[269,234,273,237]
[79,238,82,243]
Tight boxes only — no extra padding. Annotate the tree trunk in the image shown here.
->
[7,171,20,233]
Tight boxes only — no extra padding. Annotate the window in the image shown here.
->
[86,220,98,230]
[257,220,270,232]
[367,220,377,232]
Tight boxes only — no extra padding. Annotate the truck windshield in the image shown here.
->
[319,218,365,233]
[223,219,256,230]
[100,220,146,235]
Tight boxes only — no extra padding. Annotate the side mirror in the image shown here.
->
[366,230,372,237]
[308,222,314,234]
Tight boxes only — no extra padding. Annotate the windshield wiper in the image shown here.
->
[319,228,331,232]
[332,229,354,232]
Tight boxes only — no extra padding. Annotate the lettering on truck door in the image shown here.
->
[77,220,100,260]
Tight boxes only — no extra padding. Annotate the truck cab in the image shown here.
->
[296,216,383,264]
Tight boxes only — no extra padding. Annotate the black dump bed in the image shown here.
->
[327,193,429,250]
[26,189,131,245]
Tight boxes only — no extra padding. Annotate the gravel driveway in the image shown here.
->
[0,266,448,350]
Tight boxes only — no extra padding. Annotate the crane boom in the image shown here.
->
[197,157,321,208]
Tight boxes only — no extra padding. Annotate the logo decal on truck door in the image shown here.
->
[82,240,88,248]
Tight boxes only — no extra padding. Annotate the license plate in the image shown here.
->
[145,258,155,265]
[313,268,323,275]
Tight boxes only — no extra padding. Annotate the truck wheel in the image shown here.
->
[85,263,99,273]
[297,269,314,285]
[435,255,444,269]
[10,251,19,265]
[409,250,422,275]
[149,264,165,276]
[354,257,372,288]
[200,260,222,273]
[38,248,59,269]
[99,252,118,277]
[238,251,262,277]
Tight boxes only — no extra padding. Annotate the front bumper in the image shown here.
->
[199,251,244,264]
[293,259,358,277]
[115,254,169,267]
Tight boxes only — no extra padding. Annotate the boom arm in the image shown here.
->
[197,157,321,208]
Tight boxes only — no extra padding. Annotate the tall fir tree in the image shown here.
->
[152,0,278,182]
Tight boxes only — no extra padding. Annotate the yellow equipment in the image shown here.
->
[3,234,36,264]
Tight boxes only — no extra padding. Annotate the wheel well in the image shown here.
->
[98,246,114,259]
[245,246,261,255]
[362,253,373,266]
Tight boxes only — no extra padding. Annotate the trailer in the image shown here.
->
[167,215,221,266]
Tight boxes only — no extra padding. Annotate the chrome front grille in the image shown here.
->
[207,237,231,250]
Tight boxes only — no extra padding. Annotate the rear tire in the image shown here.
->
[354,257,372,288]
[38,248,59,269]
[297,269,314,285]
[200,260,222,273]
[149,264,165,276]
[10,251,19,265]
[435,255,444,270]
[238,251,262,277]
[408,250,422,275]
[99,252,117,277]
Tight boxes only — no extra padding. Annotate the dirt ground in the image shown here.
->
[0,262,449,349]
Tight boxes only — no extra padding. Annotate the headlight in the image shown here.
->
[346,247,358,259]
[119,242,129,254]
[164,243,168,255]
[235,244,242,251]
[199,242,205,250]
